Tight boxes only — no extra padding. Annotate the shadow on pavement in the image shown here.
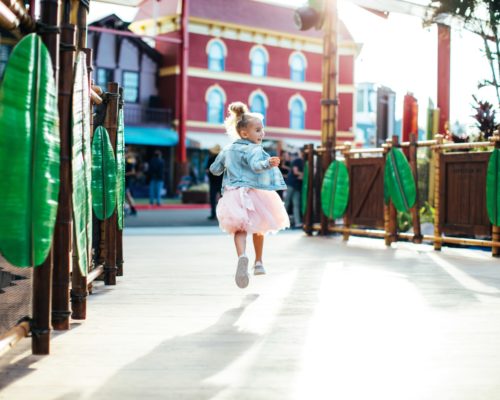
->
[81,294,261,400]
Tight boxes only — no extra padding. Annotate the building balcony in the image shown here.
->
[124,104,173,126]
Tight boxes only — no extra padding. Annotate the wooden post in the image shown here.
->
[176,0,189,180]
[104,82,119,285]
[491,133,500,256]
[32,0,61,355]
[321,0,338,145]
[433,134,444,250]
[342,142,351,241]
[383,139,392,246]
[437,24,451,137]
[388,136,399,243]
[320,141,332,235]
[51,22,76,331]
[303,144,314,235]
[409,133,422,243]
[71,47,92,320]
[116,87,124,276]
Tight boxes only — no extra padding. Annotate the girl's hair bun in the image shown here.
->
[228,102,249,117]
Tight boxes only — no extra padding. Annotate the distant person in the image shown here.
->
[210,102,289,289]
[277,150,291,200]
[206,144,223,220]
[125,147,138,215]
[148,150,165,206]
[284,150,304,228]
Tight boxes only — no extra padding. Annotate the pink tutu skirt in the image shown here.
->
[216,187,290,234]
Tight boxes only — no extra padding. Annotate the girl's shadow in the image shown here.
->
[84,294,260,400]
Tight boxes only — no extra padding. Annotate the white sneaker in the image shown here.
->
[235,255,249,288]
[253,261,266,275]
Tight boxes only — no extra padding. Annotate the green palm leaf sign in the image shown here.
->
[301,162,309,217]
[116,108,125,230]
[486,148,500,225]
[92,126,117,220]
[321,160,349,219]
[0,34,60,267]
[384,148,416,212]
[72,52,91,275]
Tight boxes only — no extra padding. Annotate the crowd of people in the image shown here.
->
[124,143,305,229]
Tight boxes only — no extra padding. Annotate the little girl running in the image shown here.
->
[210,102,290,289]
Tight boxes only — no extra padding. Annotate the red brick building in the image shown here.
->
[130,0,359,150]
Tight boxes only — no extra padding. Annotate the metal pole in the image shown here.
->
[177,0,189,175]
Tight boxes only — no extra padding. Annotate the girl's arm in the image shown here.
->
[247,145,273,173]
[209,151,226,176]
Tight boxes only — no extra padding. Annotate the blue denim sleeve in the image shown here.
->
[209,151,225,176]
[247,145,270,173]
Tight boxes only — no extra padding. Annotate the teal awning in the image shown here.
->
[125,126,178,146]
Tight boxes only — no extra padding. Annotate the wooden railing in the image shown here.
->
[302,133,500,257]
[0,0,125,357]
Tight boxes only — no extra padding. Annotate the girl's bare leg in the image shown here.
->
[253,233,264,263]
[234,231,247,257]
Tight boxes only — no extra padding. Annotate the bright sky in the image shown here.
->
[89,0,497,131]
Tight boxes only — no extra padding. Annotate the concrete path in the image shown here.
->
[1,229,500,400]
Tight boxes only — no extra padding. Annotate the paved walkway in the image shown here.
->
[1,229,500,399]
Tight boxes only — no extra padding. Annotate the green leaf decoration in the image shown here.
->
[92,126,117,220]
[321,160,349,219]
[301,162,309,217]
[0,34,60,267]
[71,52,91,275]
[486,148,500,225]
[116,108,125,230]
[384,148,416,212]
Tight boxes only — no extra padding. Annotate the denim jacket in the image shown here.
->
[209,139,287,192]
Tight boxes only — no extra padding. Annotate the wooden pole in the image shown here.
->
[303,144,314,235]
[71,47,93,320]
[320,140,332,235]
[176,0,189,178]
[383,139,391,246]
[387,136,399,244]
[116,87,124,276]
[104,82,119,285]
[433,134,444,250]
[342,142,352,241]
[321,0,338,146]
[437,24,451,138]
[492,133,500,256]
[0,320,30,357]
[1,0,36,31]
[32,0,61,355]
[409,133,422,243]
[51,21,76,331]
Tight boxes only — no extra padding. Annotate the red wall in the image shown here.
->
[187,77,354,132]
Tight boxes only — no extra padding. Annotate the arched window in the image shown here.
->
[289,52,306,82]
[207,40,226,72]
[250,46,268,77]
[206,87,225,123]
[289,96,306,130]
[249,91,267,121]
